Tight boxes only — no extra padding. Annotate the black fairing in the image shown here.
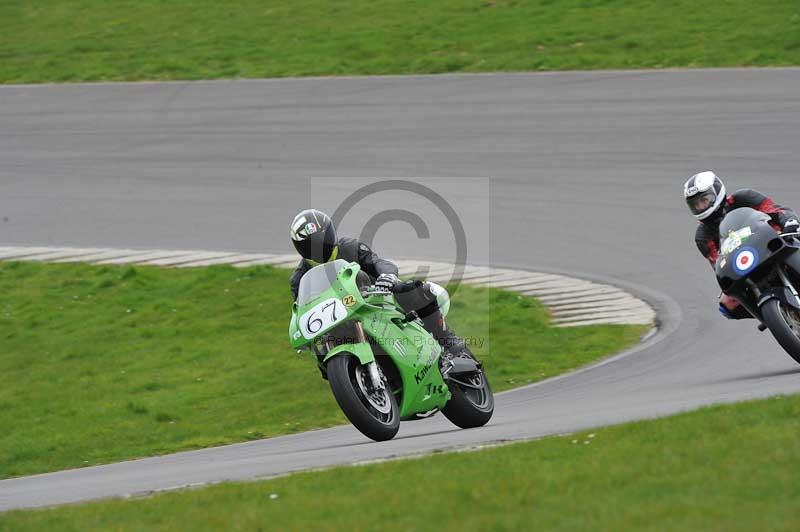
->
[715,208,800,314]
[717,209,780,289]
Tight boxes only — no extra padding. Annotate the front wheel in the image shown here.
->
[761,298,800,365]
[442,369,494,429]
[327,355,400,441]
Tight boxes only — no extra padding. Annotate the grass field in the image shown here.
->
[1,0,799,83]
[0,260,645,478]
[4,394,799,531]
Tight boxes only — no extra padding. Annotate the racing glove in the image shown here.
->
[374,273,400,294]
[783,218,800,235]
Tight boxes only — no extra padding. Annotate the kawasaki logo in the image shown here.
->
[414,351,437,384]
[414,362,432,384]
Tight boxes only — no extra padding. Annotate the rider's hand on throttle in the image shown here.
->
[784,219,800,234]
[375,273,399,293]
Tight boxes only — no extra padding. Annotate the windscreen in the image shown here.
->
[719,207,770,237]
[297,259,349,306]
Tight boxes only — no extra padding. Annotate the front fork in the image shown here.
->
[353,321,385,391]
[744,265,800,328]
[323,321,385,391]
[777,267,800,307]
[740,277,763,321]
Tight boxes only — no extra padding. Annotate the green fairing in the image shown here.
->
[323,342,374,365]
[289,261,451,418]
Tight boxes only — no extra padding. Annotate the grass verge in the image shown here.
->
[0,260,646,478]
[3,394,799,531]
[1,0,799,83]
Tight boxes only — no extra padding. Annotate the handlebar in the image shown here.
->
[360,278,422,298]
[360,286,392,297]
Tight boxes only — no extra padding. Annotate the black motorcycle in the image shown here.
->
[715,207,800,365]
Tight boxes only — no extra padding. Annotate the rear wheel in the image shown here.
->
[442,368,494,429]
[327,354,399,441]
[761,298,800,365]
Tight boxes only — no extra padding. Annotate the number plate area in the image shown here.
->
[299,298,347,339]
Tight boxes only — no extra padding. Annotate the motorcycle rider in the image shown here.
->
[289,209,468,358]
[684,171,800,319]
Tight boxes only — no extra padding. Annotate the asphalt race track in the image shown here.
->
[2,68,800,510]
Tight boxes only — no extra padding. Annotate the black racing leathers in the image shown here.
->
[290,237,398,300]
[695,188,798,267]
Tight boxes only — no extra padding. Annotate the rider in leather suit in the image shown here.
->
[289,209,467,356]
[684,171,800,319]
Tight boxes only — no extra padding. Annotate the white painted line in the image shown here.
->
[0,246,655,327]
[555,316,654,327]
[146,252,243,266]
[175,255,268,267]
[50,249,144,263]
[236,254,302,267]
[527,285,621,298]
[546,293,640,308]
[236,254,301,266]
[551,301,651,316]
[8,248,102,262]
[0,247,62,260]
[558,306,656,319]
[553,309,655,325]
[93,250,192,265]
[479,274,566,289]
[269,254,301,262]
[484,268,564,280]
[231,257,288,268]
[460,271,538,285]
[268,259,304,268]
[493,279,597,293]
[535,290,632,305]
[553,308,644,320]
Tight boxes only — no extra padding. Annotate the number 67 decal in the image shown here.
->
[299,298,347,339]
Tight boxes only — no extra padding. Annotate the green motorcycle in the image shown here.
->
[289,259,494,441]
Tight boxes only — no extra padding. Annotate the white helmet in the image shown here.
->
[684,171,726,221]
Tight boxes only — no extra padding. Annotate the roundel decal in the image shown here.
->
[733,246,759,275]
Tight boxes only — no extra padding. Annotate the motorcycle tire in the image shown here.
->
[442,369,494,429]
[327,354,400,441]
[761,298,800,365]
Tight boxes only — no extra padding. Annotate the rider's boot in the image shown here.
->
[420,309,474,368]
[719,293,754,320]
[394,281,476,366]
